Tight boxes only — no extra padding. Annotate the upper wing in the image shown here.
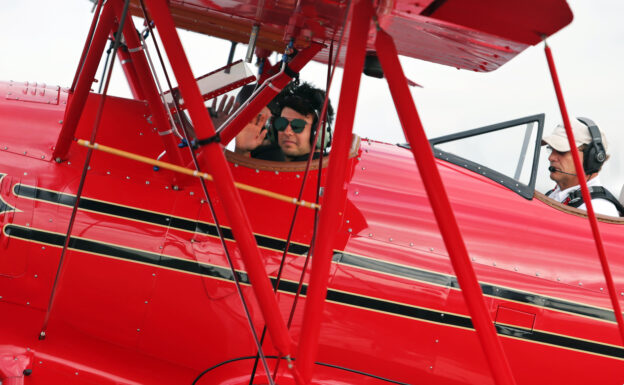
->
[130,0,573,72]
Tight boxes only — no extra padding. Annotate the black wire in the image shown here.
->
[40,0,132,337]
[271,1,351,377]
[135,1,275,383]
[249,48,327,385]
[193,355,410,385]
[98,39,115,93]
[251,11,346,381]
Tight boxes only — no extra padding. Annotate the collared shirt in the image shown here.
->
[546,176,620,217]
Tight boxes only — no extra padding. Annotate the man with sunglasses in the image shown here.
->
[272,106,316,161]
[232,82,333,162]
[542,117,622,217]
[251,83,334,162]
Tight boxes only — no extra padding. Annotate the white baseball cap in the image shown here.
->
[541,117,609,154]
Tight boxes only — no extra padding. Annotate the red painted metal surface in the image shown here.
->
[53,1,115,160]
[544,43,624,346]
[143,0,294,360]
[126,0,572,72]
[375,28,516,385]
[296,0,372,382]
[0,89,624,383]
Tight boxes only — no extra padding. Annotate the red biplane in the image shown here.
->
[0,1,623,384]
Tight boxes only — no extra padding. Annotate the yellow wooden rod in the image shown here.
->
[77,139,320,210]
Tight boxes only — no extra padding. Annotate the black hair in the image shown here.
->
[275,82,334,128]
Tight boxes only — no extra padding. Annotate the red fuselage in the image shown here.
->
[0,81,622,384]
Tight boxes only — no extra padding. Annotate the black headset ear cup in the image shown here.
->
[578,117,606,174]
[311,91,333,151]
[583,144,606,174]
[315,122,332,150]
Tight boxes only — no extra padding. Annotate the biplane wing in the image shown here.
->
[127,0,573,71]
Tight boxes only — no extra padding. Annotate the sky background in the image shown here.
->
[1,0,622,195]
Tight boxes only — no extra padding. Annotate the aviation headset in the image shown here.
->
[576,117,607,175]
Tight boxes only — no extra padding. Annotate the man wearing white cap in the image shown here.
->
[542,117,623,217]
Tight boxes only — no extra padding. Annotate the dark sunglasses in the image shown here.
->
[273,117,307,133]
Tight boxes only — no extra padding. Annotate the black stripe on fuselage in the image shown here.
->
[4,224,623,361]
[12,184,616,324]
[332,252,616,323]
[12,184,309,255]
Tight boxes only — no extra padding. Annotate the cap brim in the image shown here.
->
[541,135,570,152]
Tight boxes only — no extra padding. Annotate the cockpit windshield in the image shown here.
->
[429,114,545,199]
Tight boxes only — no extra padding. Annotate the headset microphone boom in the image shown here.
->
[548,165,577,176]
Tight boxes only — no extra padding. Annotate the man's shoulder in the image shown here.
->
[581,198,621,217]
[251,145,286,161]
[289,152,320,162]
